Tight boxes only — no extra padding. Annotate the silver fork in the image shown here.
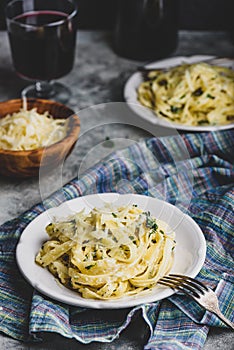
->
[158,274,234,330]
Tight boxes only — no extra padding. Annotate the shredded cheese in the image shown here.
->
[0,108,67,151]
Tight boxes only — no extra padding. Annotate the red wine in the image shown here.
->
[14,10,69,26]
[8,10,77,80]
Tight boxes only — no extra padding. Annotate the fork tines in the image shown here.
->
[158,274,209,299]
[158,274,234,330]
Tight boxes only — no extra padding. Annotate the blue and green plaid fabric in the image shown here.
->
[0,130,233,349]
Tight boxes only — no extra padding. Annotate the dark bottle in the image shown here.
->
[114,0,179,61]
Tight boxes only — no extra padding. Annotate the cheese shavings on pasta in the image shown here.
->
[35,204,176,300]
[0,108,67,150]
[137,62,234,126]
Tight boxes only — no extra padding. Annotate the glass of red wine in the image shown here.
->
[5,0,78,103]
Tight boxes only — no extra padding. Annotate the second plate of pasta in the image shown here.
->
[124,55,234,131]
[16,193,206,308]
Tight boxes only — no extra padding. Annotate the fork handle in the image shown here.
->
[213,309,234,330]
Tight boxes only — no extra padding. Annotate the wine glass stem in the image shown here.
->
[35,81,55,97]
[21,81,71,103]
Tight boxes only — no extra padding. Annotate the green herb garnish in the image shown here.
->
[85,264,95,270]
[170,105,181,113]
[207,93,215,99]
[158,79,168,87]
[197,120,208,125]
[144,211,158,231]
[192,87,203,96]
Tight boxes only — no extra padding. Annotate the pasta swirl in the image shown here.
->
[137,62,234,126]
[36,204,175,300]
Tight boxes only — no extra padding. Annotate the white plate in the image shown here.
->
[124,55,234,132]
[16,193,206,309]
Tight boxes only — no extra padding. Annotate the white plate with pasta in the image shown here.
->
[124,55,234,131]
[16,193,206,309]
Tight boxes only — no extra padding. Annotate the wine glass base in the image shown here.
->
[22,81,71,104]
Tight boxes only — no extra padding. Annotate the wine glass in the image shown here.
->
[5,0,78,103]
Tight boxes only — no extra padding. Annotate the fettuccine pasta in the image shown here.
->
[137,62,234,126]
[36,204,176,300]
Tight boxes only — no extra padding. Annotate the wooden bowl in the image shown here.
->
[0,98,80,178]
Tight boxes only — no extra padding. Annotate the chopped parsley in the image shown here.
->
[159,111,169,118]
[197,119,208,125]
[143,211,158,231]
[103,136,115,148]
[112,236,118,243]
[170,105,182,114]
[158,79,168,87]
[206,93,215,99]
[192,87,203,96]
[85,264,95,270]
[112,212,117,218]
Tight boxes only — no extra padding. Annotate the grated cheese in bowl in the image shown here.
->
[0,108,68,151]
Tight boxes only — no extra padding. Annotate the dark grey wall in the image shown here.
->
[75,0,234,30]
[1,0,234,30]
[179,0,234,30]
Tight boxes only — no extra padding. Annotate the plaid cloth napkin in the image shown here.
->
[0,130,233,349]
